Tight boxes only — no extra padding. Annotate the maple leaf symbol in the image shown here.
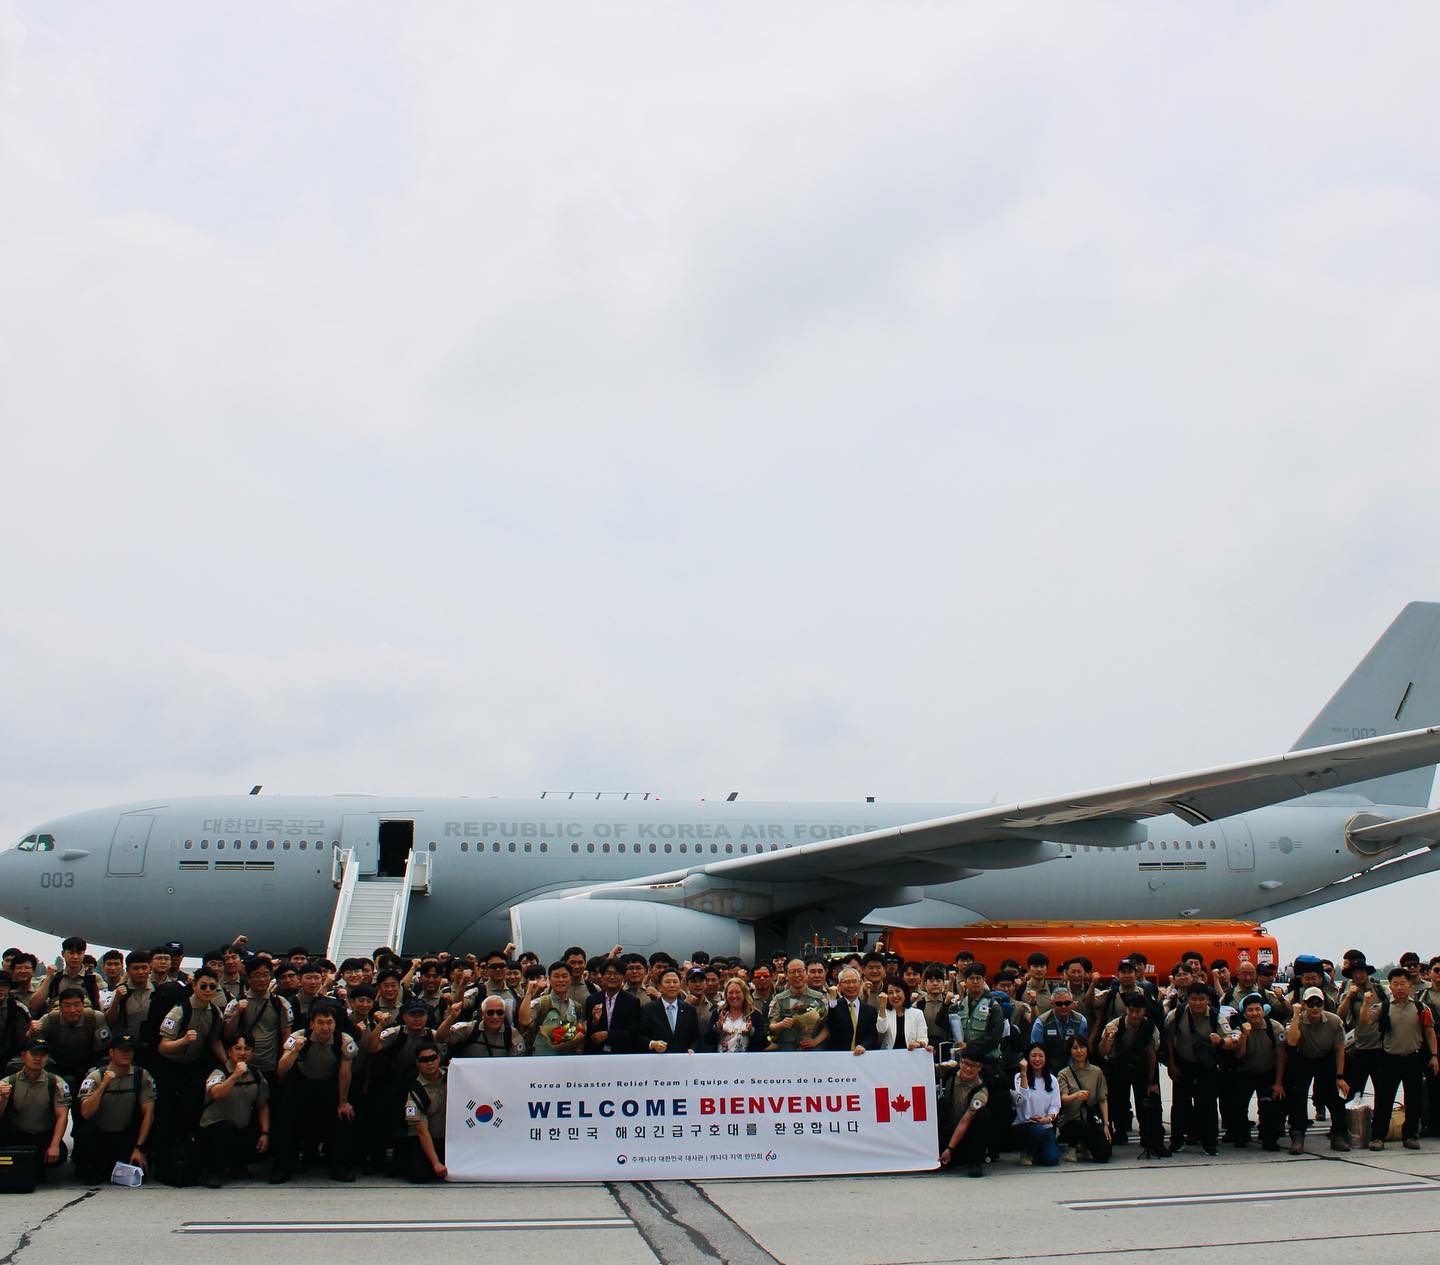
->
[890,1094,911,1114]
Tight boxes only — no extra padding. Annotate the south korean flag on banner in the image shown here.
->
[466,1098,504,1129]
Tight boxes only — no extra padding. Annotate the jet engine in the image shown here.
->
[510,898,754,963]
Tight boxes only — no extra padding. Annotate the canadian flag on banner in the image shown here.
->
[874,1085,928,1124]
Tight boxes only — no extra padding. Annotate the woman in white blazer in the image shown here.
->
[875,980,930,1050]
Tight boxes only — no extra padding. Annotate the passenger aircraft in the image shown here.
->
[6,604,1440,964]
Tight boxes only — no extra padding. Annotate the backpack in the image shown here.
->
[0,1070,63,1112]
[1377,998,1434,1041]
[44,1011,102,1075]
[36,971,101,1012]
[155,1134,200,1188]
[1175,1005,1223,1068]
[140,982,191,1052]
[376,1026,434,1086]
[237,993,290,1043]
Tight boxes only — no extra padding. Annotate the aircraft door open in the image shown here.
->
[378,820,413,878]
[1221,820,1256,871]
[107,815,153,876]
[341,815,380,876]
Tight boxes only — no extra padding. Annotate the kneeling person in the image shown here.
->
[198,1033,270,1188]
[0,1038,70,1178]
[1057,1034,1112,1161]
[939,1053,992,1178]
[75,1033,155,1183]
[402,1042,447,1182]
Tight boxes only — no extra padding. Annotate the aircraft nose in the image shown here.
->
[0,848,27,923]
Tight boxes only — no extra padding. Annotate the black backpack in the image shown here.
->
[140,981,191,1053]
[156,1134,201,1188]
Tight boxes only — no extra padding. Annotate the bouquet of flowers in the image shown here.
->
[547,1021,579,1046]
[789,1000,824,1036]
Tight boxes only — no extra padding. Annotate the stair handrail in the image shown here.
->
[387,847,432,953]
[325,848,360,963]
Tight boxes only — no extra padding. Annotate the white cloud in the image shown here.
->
[3,1,1440,962]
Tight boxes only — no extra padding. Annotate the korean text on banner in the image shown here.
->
[446,1049,939,1182]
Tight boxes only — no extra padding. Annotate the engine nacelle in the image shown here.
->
[511,898,755,963]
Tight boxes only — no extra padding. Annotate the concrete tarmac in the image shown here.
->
[4,1143,1440,1265]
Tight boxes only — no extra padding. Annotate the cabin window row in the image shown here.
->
[1066,840,1219,853]
[184,838,336,851]
[445,841,786,855]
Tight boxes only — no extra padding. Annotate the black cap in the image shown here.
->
[21,1036,49,1053]
[108,1032,138,1051]
[165,941,184,954]
[401,1001,429,1015]
[1341,958,1371,978]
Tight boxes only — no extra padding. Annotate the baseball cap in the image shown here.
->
[1302,986,1326,1004]
[108,1032,138,1051]
[21,1036,49,1053]
[402,1001,429,1015]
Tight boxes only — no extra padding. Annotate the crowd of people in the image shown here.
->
[2,934,1437,1186]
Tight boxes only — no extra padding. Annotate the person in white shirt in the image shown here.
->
[1012,1043,1061,1166]
[876,980,929,1051]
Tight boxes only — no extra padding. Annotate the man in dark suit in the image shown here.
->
[641,968,702,1053]
[586,959,644,1054]
[823,968,881,1054]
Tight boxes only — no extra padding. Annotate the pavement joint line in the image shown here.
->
[177,1217,632,1234]
[1062,1180,1433,1210]
[607,1180,780,1264]
[874,1224,1440,1264]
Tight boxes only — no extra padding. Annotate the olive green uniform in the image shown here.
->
[766,987,828,1052]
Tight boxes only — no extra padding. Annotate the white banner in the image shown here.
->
[446,1049,939,1181]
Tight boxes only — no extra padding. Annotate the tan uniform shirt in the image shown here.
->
[200,1063,268,1129]
[1,1070,70,1133]
[1057,1062,1107,1126]
[78,1064,156,1133]
[405,1072,447,1141]
[1293,1011,1345,1060]
[1381,999,1430,1056]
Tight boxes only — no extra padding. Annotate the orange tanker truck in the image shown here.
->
[882,921,1279,979]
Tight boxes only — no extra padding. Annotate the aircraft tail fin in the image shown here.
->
[1291,602,1440,807]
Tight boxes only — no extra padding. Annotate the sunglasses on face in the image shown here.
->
[196,984,217,992]
[482,1009,506,1017]
[416,1054,440,1063]
[1054,1000,1073,1007]
[1305,999,1324,1008]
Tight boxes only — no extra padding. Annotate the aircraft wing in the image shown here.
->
[560,725,1440,898]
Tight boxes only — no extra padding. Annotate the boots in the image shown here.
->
[1289,1130,1305,1155]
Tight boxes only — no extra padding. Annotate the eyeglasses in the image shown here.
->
[416,1054,440,1063]
[196,984,217,992]
[482,1009,506,1017]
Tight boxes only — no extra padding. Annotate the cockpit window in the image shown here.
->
[14,833,54,852]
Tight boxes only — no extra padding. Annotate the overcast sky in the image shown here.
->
[3,3,1439,966]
